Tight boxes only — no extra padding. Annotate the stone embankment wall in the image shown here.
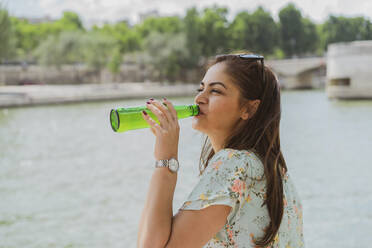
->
[0,63,204,86]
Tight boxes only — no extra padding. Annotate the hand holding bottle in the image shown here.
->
[141,98,179,161]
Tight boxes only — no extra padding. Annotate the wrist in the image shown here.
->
[155,157,179,173]
[156,154,178,161]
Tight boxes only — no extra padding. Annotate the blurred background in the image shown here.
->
[0,0,371,247]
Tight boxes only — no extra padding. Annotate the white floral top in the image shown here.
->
[179,148,304,248]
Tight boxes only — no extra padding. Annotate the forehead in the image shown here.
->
[201,62,233,88]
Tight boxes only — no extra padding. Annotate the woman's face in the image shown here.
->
[192,62,249,136]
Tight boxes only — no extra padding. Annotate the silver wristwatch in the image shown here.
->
[155,158,179,173]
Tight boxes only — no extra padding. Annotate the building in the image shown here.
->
[326,40,372,99]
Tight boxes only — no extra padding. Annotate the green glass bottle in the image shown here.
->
[110,104,200,133]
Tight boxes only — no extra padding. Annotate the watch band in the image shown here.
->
[155,158,179,173]
[155,159,170,168]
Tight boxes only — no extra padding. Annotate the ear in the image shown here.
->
[250,99,260,117]
[241,99,260,120]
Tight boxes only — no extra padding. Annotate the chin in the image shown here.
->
[192,123,206,134]
[191,121,201,131]
[191,123,198,131]
[193,114,211,131]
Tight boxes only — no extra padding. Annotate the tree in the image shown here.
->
[229,6,279,55]
[81,31,116,79]
[142,31,188,83]
[10,17,40,59]
[301,17,319,55]
[198,5,230,58]
[57,11,84,30]
[33,31,84,68]
[182,7,203,69]
[108,47,123,80]
[0,4,14,60]
[134,16,183,39]
[10,11,84,60]
[278,3,318,57]
[93,21,141,53]
[320,15,372,50]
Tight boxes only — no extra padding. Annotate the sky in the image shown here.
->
[3,0,372,27]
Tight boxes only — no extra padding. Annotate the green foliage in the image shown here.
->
[301,17,319,54]
[108,47,123,74]
[34,29,117,77]
[80,32,116,72]
[269,48,285,59]
[198,5,230,57]
[34,31,84,68]
[134,16,183,39]
[9,11,84,59]
[278,3,302,57]
[0,4,14,59]
[57,11,84,30]
[321,15,372,50]
[181,5,230,68]
[10,17,40,58]
[229,6,279,55]
[3,3,372,82]
[142,31,188,82]
[182,7,203,69]
[278,3,318,57]
[92,21,141,53]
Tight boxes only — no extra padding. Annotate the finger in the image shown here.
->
[149,99,174,123]
[142,110,161,132]
[162,98,178,121]
[145,116,157,135]
[142,110,161,133]
[146,101,169,129]
[161,98,180,131]
[150,126,156,135]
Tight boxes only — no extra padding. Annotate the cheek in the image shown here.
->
[210,101,233,116]
[209,102,237,123]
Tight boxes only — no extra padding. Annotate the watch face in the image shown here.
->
[169,158,179,172]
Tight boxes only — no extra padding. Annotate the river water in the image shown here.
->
[0,89,371,248]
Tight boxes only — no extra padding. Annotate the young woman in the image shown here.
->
[137,53,304,248]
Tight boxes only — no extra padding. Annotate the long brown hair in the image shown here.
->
[197,52,287,247]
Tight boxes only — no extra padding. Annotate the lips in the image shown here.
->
[196,105,206,116]
[197,109,205,116]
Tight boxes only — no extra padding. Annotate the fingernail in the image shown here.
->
[163,97,167,101]
[150,98,154,101]
[146,101,151,104]
[142,110,147,115]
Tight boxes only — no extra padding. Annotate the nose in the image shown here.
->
[194,90,208,106]
[194,92,208,115]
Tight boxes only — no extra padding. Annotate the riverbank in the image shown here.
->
[0,82,198,108]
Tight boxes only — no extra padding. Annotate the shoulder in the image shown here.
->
[209,148,264,180]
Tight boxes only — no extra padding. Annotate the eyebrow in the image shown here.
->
[199,81,227,89]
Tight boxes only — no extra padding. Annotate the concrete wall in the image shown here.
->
[327,40,372,99]
[0,63,204,86]
[276,67,326,90]
[0,58,326,89]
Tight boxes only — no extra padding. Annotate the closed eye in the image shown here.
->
[196,89,221,94]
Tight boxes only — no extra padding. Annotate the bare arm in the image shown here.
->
[137,167,177,248]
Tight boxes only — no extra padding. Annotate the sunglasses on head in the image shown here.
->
[238,54,265,85]
[217,53,265,84]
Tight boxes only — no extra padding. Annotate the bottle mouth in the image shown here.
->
[110,109,120,132]
[191,104,200,116]
[195,105,204,116]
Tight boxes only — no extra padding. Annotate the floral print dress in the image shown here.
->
[179,148,304,248]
